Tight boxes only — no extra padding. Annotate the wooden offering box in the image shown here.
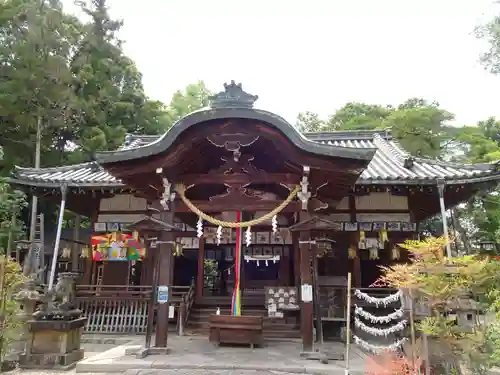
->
[208,315,264,348]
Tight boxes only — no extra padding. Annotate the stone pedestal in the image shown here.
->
[19,272,86,370]
[19,317,87,370]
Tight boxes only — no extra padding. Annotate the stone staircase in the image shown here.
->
[186,303,301,340]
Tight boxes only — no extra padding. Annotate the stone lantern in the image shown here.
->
[479,239,497,253]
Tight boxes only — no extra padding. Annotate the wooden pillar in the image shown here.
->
[350,233,361,288]
[196,237,205,297]
[292,232,300,287]
[72,214,81,272]
[278,251,289,285]
[155,214,174,348]
[299,229,314,352]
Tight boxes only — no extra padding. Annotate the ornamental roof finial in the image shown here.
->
[209,81,258,108]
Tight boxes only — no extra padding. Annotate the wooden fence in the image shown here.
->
[75,284,193,334]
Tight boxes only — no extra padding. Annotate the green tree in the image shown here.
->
[296,111,327,133]
[162,81,213,129]
[387,99,454,158]
[295,99,454,158]
[0,0,83,169]
[326,102,392,131]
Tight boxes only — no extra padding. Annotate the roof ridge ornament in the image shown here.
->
[209,81,258,108]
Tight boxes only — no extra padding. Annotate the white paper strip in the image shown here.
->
[354,289,402,306]
[354,305,404,323]
[354,317,407,337]
[353,334,407,354]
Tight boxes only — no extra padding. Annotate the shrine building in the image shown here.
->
[8,81,500,351]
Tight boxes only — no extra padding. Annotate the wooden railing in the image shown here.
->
[76,285,152,333]
[75,284,193,334]
[177,280,195,336]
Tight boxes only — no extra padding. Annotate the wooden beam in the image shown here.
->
[179,172,300,186]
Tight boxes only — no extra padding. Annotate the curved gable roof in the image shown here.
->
[95,82,375,164]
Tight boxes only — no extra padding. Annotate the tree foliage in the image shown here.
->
[296,99,454,158]
[378,237,500,374]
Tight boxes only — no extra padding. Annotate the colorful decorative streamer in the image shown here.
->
[91,232,145,261]
[231,211,242,316]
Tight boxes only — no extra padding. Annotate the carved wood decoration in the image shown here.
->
[206,133,259,163]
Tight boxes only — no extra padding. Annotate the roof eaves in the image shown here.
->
[356,170,500,185]
[6,177,125,189]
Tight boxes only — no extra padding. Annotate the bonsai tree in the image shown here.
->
[376,237,500,374]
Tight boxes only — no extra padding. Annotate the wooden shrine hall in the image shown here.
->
[8,81,500,351]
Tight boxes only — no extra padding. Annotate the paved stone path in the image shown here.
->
[127,371,311,375]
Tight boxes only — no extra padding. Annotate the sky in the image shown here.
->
[64,0,500,126]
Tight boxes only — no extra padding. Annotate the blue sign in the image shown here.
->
[157,285,169,304]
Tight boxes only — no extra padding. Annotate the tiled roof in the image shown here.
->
[12,162,121,187]
[118,134,162,150]
[9,130,500,187]
[305,131,497,184]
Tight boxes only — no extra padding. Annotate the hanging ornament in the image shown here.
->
[61,248,71,259]
[354,289,402,306]
[256,260,260,267]
[228,267,231,275]
[80,247,90,258]
[379,229,388,243]
[354,305,404,323]
[110,232,117,242]
[392,247,401,260]
[216,226,222,245]
[348,246,357,259]
[355,317,407,337]
[265,259,269,266]
[133,230,139,240]
[359,231,365,241]
[245,227,252,247]
[353,335,407,354]
[369,247,379,260]
[196,217,203,238]
[271,215,278,233]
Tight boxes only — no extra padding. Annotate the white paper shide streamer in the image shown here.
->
[354,289,402,307]
[353,289,408,354]
[353,335,408,354]
[196,217,203,238]
[354,305,404,323]
[354,317,407,337]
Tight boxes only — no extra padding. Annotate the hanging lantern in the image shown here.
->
[359,231,365,241]
[173,242,183,257]
[379,229,388,243]
[61,247,71,259]
[392,247,401,260]
[348,246,357,259]
[369,247,379,260]
[133,230,139,240]
[80,247,90,258]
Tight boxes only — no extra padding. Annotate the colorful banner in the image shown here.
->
[91,232,145,261]
[231,212,242,316]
